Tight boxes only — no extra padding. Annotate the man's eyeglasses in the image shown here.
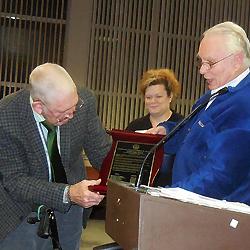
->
[75,97,84,112]
[40,97,84,118]
[196,53,234,71]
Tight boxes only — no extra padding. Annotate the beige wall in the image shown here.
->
[63,0,93,87]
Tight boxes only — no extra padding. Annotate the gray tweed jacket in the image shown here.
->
[0,88,111,240]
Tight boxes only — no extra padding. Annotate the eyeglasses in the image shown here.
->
[196,53,234,71]
[75,97,84,112]
[40,97,84,120]
[52,97,84,114]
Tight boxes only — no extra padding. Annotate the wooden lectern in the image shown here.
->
[105,180,250,250]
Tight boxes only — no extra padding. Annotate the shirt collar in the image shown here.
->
[211,68,250,94]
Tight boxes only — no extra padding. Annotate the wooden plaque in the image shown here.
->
[93,129,164,194]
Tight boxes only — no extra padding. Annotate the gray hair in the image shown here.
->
[203,21,250,67]
[29,63,76,104]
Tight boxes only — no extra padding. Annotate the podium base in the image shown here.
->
[93,242,122,250]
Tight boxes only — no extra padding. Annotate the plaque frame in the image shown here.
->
[93,129,164,194]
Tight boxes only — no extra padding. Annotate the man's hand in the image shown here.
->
[69,179,104,208]
[146,126,167,135]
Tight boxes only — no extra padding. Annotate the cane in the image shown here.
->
[28,205,62,250]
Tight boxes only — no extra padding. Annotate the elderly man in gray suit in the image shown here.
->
[0,63,111,250]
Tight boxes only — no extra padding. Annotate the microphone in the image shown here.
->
[135,87,228,188]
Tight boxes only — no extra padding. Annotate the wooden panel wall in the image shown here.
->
[1,0,250,131]
[0,0,67,98]
[86,0,250,129]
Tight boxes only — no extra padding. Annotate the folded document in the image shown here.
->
[144,186,250,215]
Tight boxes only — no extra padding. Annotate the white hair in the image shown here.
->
[203,21,250,67]
[29,63,76,104]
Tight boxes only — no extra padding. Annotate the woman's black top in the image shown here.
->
[126,112,183,131]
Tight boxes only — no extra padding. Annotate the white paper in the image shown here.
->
[134,130,147,133]
[145,186,250,215]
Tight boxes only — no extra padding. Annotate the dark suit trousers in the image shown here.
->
[0,206,83,250]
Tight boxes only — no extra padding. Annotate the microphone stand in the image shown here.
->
[135,87,228,189]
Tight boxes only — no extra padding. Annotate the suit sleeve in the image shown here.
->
[79,89,111,170]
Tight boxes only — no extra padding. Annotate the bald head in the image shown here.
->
[30,63,79,125]
[30,63,77,105]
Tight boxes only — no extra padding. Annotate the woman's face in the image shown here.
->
[144,84,172,116]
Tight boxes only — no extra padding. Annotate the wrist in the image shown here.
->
[67,185,72,203]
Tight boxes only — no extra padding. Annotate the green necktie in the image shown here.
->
[41,121,67,183]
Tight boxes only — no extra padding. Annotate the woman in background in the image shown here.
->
[126,68,183,131]
[126,68,183,187]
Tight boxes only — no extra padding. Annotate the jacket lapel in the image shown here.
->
[22,93,49,175]
[59,125,71,170]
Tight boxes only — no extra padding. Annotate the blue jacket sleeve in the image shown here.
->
[160,120,189,155]
[172,126,250,203]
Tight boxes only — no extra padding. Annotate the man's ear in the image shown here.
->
[32,100,43,115]
[234,51,244,67]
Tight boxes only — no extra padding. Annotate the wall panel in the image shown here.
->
[1,0,250,131]
[0,0,67,98]
[86,0,250,129]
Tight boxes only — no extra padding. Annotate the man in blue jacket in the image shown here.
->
[149,21,250,205]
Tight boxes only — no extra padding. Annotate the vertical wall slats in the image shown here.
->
[2,0,250,130]
[86,0,250,129]
[0,0,67,99]
[111,1,120,127]
[117,0,128,128]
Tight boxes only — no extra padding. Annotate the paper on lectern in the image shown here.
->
[146,186,250,215]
